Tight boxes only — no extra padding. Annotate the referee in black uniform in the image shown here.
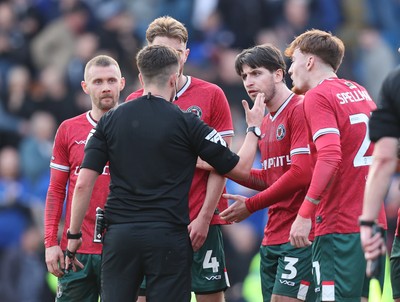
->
[360,61,400,301]
[65,45,265,302]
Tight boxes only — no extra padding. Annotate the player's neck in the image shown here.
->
[90,107,107,122]
[311,69,337,89]
[143,85,174,102]
[267,86,293,113]
[177,74,188,91]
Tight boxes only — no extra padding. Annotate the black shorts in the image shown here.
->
[101,221,193,302]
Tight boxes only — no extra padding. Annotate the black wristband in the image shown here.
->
[65,248,76,259]
[67,229,82,239]
[358,219,375,227]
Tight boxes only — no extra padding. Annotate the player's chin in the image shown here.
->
[291,85,305,95]
[100,100,117,110]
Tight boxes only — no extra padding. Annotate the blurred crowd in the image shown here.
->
[0,0,400,301]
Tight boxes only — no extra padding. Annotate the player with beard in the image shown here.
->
[44,55,125,301]
[285,29,387,302]
[219,43,315,302]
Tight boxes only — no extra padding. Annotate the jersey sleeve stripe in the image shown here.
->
[50,163,70,172]
[219,130,234,137]
[313,128,340,142]
[290,147,311,156]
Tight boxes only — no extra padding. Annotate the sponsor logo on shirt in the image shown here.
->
[262,155,291,169]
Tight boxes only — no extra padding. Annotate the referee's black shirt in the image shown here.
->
[81,95,239,226]
[370,65,400,142]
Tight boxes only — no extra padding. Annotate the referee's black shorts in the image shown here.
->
[101,221,193,302]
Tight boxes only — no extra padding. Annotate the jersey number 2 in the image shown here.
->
[349,113,372,167]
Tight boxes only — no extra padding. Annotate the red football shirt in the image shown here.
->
[256,94,312,245]
[44,112,110,254]
[126,76,234,224]
[304,78,387,236]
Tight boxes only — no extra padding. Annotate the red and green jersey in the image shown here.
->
[304,78,387,236]
[44,112,110,254]
[258,94,312,245]
[126,76,234,225]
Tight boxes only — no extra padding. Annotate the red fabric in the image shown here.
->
[246,153,312,213]
[305,134,342,201]
[303,78,387,235]
[298,200,317,219]
[44,169,69,248]
[232,168,266,192]
[44,112,110,254]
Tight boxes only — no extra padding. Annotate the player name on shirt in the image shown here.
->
[337,89,372,105]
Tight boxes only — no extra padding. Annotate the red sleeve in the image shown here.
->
[246,153,313,213]
[44,169,69,248]
[298,133,342,218]
[231,168,267,191]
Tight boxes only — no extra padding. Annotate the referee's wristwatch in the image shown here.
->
[246,126,261,139]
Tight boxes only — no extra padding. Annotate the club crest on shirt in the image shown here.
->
[186,105,202,118]
[276,124,286,141]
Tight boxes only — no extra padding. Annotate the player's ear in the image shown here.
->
[81,81,89,94]
[306,56,314,70]
[183,48,190,63]
[119,77,126,91]
[275,69,284,83]
[138,73,144,88]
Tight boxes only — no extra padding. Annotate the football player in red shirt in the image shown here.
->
[220,43,315,302]
[44,55,125,301]
[285,29,387,302]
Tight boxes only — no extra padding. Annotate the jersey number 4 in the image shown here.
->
[203,250,220,273]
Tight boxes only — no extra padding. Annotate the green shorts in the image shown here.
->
[191,225,229,294]
[260,243,315,301]
[139,225,229,295]
[56,253,101,302]
[312,233,385,302]
[390,236,400,299]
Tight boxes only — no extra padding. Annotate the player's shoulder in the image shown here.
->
[286,94,306,116]
[290,93,304,105]
[58,112,88,128]
[190,76,223,91]
[125,88,144,102]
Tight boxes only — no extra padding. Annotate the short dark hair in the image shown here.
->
[235,43,286,77]
[136,45,179,85]
[284,29,345,72]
